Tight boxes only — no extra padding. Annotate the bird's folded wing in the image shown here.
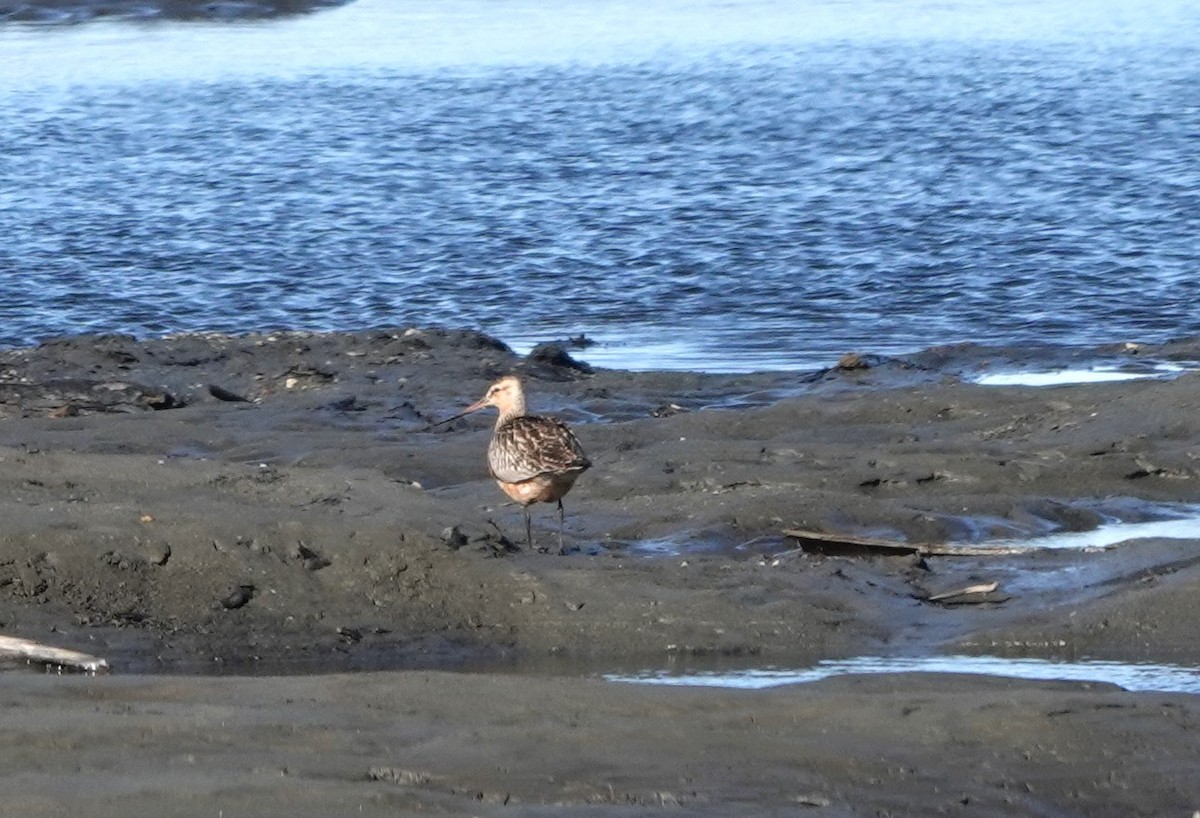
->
[488,416,591,483]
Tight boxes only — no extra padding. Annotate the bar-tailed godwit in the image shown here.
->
[436,376,590,551]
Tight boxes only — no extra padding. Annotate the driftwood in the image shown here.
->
[922,581,1011,606]
[927,581,999,601]
[0,635,109,673]
[781,529,1039,557]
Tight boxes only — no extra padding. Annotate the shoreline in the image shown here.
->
[3,328,1200,814]
[1,0,349,24]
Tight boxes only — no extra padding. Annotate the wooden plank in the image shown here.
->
[781,528,1040,557]
[0,635,109,673]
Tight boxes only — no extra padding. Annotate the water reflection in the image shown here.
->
[608,654,1200,693]
[982,514,1200,551]
[970,362,1190,387]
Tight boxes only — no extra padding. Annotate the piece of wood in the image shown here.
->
[781,528,1039,557]
[927,581,1000,602]
[0,635,109,673]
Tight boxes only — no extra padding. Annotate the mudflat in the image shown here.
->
[3,328,1200,817]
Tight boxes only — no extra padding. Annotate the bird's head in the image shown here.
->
[465,375,525,418]
[430,375,527,428]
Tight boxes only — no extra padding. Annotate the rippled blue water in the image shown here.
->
[2,0,1199,371]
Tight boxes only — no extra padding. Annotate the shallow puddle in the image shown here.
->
[903,498,1200,553]
[607,655,1200,694]
[625,501,1200,558]
[987,514,1200,550]
[617,532,749,558]
[969,362,1190,387]
[625,537,687,556]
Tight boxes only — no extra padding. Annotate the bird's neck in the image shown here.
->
[495,396,527,427]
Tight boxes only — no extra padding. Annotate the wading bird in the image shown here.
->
[434,376,590,552]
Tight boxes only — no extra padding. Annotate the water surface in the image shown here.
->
[609,655,1200,693]
[3,0,1199,371]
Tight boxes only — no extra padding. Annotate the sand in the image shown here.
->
[2,327,1200,816]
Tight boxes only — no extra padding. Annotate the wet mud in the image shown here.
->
[3,328,1200,816]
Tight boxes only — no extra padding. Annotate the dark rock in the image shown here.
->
[320,394,364,412]
[652,403,687,417]
[441,526,469,550]
[221,584,256,610]
[208,384,252,402]
[836,352,870,370]
[527,343,592,372]
[293,542,331,571]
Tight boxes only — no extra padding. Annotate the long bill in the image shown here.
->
[426,397,489,430]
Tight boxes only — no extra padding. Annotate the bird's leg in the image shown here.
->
[524,507,533,550]
[557,499,565,555]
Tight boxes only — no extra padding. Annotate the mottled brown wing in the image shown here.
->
[487,415,591,484]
